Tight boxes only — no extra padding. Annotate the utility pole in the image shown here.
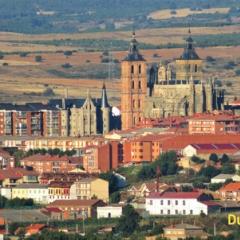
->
[213,222,217,236]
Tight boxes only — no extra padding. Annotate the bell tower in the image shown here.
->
[176,28,203,82]
[121,32,147,130]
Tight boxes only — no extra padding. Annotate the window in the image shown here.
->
[160,200,163,205]
[167,210,170,215]
[139,65,141,74]
[183,210,186,215]
[183,200,186,205]
[131,81,135,89]
[131,65,134,74]
[168,200,170,205]
[133,100,135,108]
[195,64,198,72]
[190,210,193,215]
[160,210,163,214]
[175,210,178,215]
[138,100,141,108]
[138,81,141,89]
[149,200,153,205]
[175,200,178,205]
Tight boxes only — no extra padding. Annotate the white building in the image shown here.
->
[12,184,48,204]
[97,205,122,219]
[146,192,219,216]
[0,187,12,199]
[211,174,240,184]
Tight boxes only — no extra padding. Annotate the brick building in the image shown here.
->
[83,141,123,173]
[188,112,240,134]
[20,154,83,174]
[47,199,106,219]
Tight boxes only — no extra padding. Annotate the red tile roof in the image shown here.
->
[25,224,46,235]
[21,154,82,163]
[44,207,62,213]
[0,168,38,181]
[191,143,240,150]
[200,201,221,207]
[147,191,202,199]
[189,111,239,121]
[48,199,104,208]
[219,182,240,192]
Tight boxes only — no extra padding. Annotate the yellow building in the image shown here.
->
[12,183,48,204]
[70,178,109,202]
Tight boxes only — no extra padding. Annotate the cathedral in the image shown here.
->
[121,30,224,130]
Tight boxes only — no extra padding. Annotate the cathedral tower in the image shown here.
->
[176,29,203,82]
[121,32,147,130]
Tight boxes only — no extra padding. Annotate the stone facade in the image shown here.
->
[121,31,224,129]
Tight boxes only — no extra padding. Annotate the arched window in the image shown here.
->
[132,81,134,89]
[139,65,141,74]
[138,100,141,108]
[138,81,141,89]
[195,65,198,72]
[131,65,134,74]
[133,100,135,108]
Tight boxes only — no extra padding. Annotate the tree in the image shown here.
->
[137,165,155,180]
[209,153,218,163]
[116,205,140,236]
[221,164,235,174]
[221,154,230,164]
[110,191,121,203]
[198,166,220,180]
[35,55,42,62]
[19,52,29,57]
[191,155,205,164]
[62,63,72,68]
[154,151,178,176]
[64,51,73,57]
[208,183,223,191]
[43,87,55,97]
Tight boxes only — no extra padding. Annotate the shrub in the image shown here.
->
[35,55,42,62]
[63,51,73,57]
[19,52,29,57]
[43,87,55,96]
[61,63,72,68]
[235,69,240,76]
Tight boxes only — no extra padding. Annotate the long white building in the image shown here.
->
[146,191,220,216]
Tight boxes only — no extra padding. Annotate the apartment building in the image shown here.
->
[12,183,48,204]
[20,154,83,174]
[188,112,240,134]
[70,178,109,202]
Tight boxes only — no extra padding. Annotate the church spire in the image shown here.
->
[123,31,145,61]
[179,28,200,60]
[101,82,109,108]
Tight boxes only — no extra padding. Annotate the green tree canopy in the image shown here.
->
[116,204,140,236]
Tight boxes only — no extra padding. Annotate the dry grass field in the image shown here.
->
[0,45,239,105]
[0,25,240,52]
[148,7,230,20]
[0,26,239,105]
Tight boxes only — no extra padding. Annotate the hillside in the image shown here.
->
[0,0,239,33]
